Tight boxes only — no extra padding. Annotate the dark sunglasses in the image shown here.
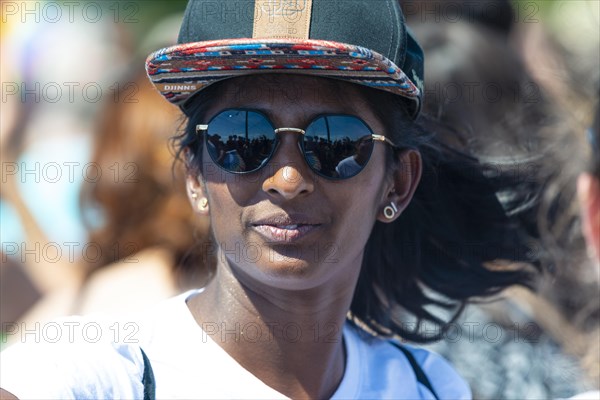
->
[196,109,397,180]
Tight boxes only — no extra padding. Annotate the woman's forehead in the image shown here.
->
[203,74,380,125]
[218,75,369,105]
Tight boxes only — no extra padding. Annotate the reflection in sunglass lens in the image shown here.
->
[304,116,374,179]
[206,110,275,172]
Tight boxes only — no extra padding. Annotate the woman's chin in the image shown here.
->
[259,256,315,280]
[233,255,331,291]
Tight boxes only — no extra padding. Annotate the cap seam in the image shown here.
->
[251,0,258,38]
[384,0,394,64]
[179,1,192,45]
[394,0,407,68]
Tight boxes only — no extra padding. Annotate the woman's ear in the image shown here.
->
[377,149,422,223]
[578,173,600,262]
[186,173,210,216]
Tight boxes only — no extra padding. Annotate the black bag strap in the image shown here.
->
[389,342,440,400]
[140,348,156,400]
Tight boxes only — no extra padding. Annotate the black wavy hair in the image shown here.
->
[172,75,541,343]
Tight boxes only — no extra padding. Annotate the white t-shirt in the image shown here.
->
[1,291,471,399]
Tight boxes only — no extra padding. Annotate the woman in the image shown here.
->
[0,1,540,398]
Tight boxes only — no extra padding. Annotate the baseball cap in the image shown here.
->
[146,0,425,118]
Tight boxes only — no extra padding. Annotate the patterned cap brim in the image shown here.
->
[146,38,421,116]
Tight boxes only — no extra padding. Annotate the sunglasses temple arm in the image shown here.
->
[372,134,398,149]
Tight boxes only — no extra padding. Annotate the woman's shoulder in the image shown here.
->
[395,342,472,399]
[341,324,472,399]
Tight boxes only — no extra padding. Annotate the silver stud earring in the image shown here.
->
[191,192,198,200]
[383,202,398,220]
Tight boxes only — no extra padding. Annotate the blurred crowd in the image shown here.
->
[1,1,599,398]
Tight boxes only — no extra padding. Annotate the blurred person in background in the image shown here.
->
[517,1,600,394]
[76,63,213,315]
[542,98,600,400]
[404,1,599,397]
[579,99,600,297]
[565,95,600,398]
[572,97,600,399]
[0,7,131,333]
[0,3,191,339]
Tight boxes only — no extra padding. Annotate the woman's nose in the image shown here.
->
[261,133,315,200]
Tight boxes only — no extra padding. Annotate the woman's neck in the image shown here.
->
[186,252,361,399]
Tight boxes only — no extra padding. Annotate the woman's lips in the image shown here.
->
[252,224,320,242]
[250,212,323,243]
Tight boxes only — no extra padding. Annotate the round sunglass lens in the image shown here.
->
[206,110,275,173]
[304,116,374,179]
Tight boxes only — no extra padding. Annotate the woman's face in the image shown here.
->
[189,75,415,291]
